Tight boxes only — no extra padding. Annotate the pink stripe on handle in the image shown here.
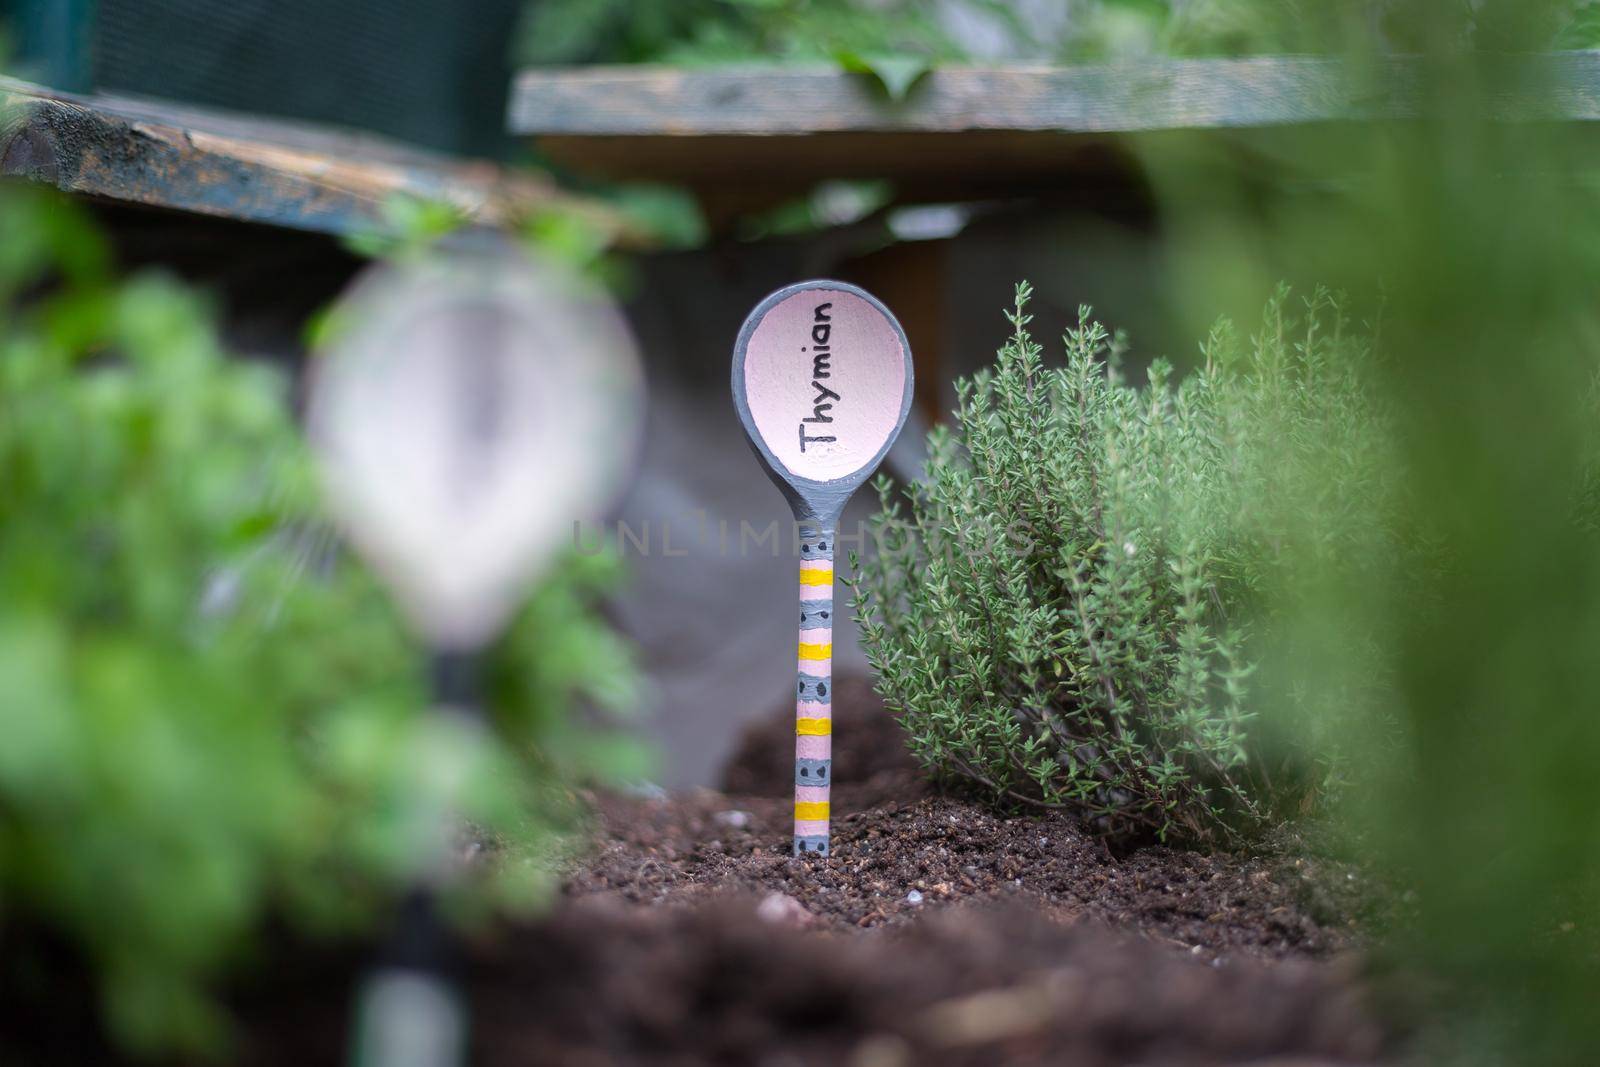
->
[795,734,832,759]
[793,819,830,837]
[794,784,831,804]
[799,584,831,601]
[796,703,831,718]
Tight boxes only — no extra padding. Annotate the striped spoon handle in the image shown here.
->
[795,521,835,856]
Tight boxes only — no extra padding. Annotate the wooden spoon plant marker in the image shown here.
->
[310,238,641,1067]
[732,280,914,858]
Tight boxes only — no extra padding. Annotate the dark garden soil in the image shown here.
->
[3,676,1398,1067]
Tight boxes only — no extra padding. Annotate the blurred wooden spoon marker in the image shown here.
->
[310,240,641,654]
[309,237,641,1067]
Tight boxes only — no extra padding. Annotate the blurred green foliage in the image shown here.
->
[343,195,472,262]
[516,0,989,100]
[1132,1,1600,1060]
[0,185,647,1055]
[515,0,1600,70]
[334,187,703,307]
[602,183,708,250]
[517,0,965,67]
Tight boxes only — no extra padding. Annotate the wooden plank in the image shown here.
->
[510,54,1600,139]
[0,77,640,243]
[510,54,1600,219]
[512,58,1359,138]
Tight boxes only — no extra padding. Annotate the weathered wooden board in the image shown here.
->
[512,58,1351,138]
[0,76,637,242]
[510,54,1600,138]
[509,54,1600,202]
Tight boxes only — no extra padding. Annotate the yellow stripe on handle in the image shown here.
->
[794,801,830,821]
[795,523,836,858]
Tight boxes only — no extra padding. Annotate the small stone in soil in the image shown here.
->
[906,890,924,905]
[714,809,751,829]
[756,891,813,927]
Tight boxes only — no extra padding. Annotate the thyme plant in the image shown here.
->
[853,283,1387,844]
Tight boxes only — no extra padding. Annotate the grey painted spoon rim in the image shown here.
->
[730,278,916,526]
